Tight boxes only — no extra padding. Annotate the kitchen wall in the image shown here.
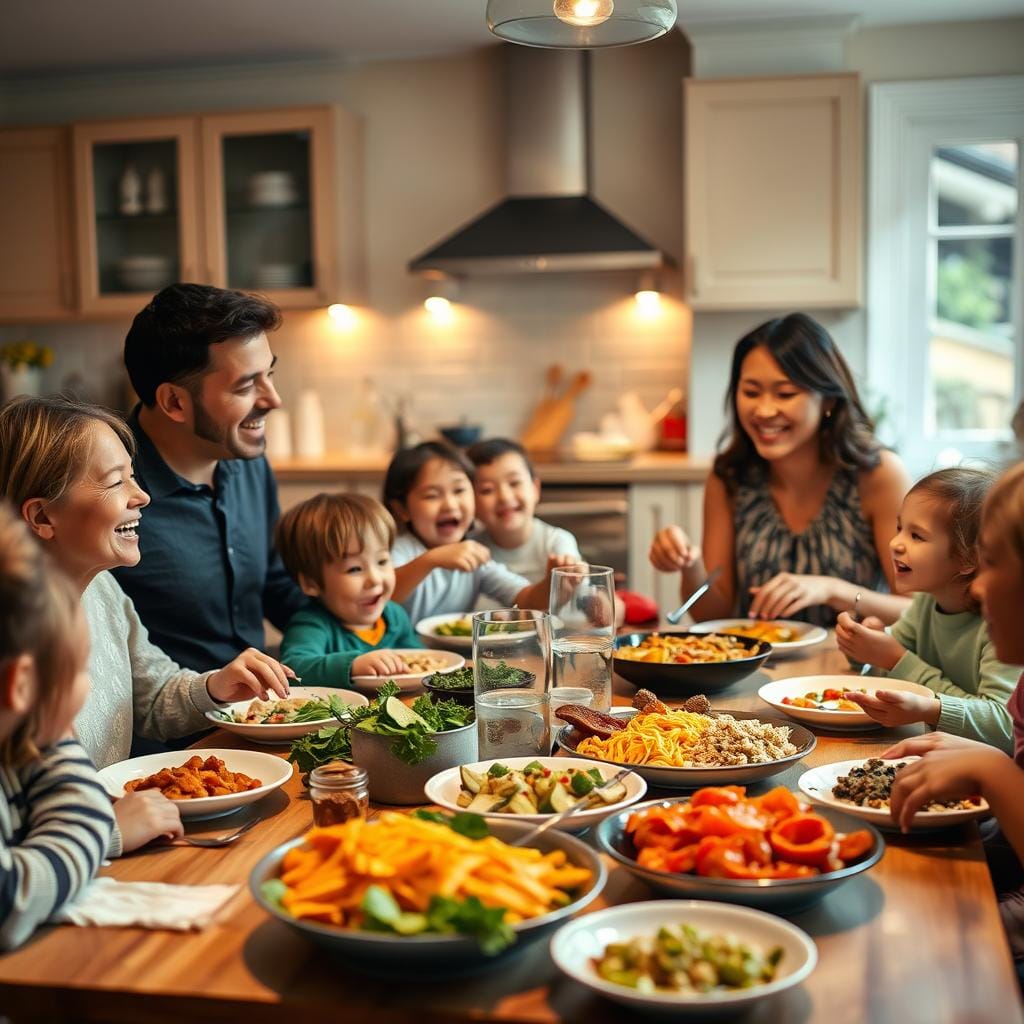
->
[687,15,1024,457]
[0,34,692,447]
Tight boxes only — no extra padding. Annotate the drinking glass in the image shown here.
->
[472,609,552,760]
[548,564,615,712]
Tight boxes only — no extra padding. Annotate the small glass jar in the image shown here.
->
[309,761,369,827]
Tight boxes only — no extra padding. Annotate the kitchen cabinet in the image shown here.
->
[684,73,861,310]
[72,106,357,315]
[73,116,202,316]
[0,127,76,320]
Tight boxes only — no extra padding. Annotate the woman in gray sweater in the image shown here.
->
[0,396,294,853]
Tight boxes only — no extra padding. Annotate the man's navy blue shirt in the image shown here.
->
[111,408,307,671]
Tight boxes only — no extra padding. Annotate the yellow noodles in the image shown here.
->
[577,709,710,767]
[616,633,754,664]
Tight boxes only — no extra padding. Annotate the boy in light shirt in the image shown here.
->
[467,438,582,580]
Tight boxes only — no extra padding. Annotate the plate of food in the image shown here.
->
[797,757,990,830]
[206,686,369,744]
[423,756,647,832]
[596,788,883,912]
[97,749,293,820]
[613,631,772,695]
[691,619,828,656]
[416,613,475,652]
[550,900,817,1016]
[554,691,815,789]
[758,676,937,731]
[251,809,606,969]
[350,649,465,693]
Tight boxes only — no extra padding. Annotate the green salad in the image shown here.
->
[426,662,532,691]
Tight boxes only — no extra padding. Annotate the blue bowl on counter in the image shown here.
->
[439,424,483,447]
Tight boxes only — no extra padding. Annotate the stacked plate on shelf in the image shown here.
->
[117,255,172,291]
[247,171,299,207]
[251,263,304,289]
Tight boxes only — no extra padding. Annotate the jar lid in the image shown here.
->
[310,761,367,789]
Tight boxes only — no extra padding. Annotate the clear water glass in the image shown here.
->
[472,609,552,759]
[548,564,615,712]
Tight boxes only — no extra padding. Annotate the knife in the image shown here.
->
[666,566,722,625]
[510,767,634,847]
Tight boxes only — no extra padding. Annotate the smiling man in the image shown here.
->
[112,284,307,673]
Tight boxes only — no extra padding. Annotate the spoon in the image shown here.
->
[666,567,722,625]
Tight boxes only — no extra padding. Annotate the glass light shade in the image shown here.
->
[487,0,676,48]
[634,288,661,313]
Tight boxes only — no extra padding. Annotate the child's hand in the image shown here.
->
[882,731,987,760]
[748,573,833,620]
[428,540,491,572]
[835,612,904,669]
[352,650,410,678]
[648,526,700,572]
[207,648,295,703]
[114,790,184,852]
[546,552,583,573]
[842,689,941,728]
[889,746,1005,832]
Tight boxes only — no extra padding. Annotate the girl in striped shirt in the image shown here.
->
[0,502,114,950]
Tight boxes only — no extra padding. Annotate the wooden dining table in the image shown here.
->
[1,636,1021,1024]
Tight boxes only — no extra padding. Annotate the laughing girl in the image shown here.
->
[837,467,1017,750]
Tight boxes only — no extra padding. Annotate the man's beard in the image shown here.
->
[192,398,265,460]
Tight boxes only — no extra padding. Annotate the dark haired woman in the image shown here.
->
[650,313,910,628]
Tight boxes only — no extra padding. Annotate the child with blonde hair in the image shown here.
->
[0,502,114,950]
[837,467,1016,749]
[277,493,422,688]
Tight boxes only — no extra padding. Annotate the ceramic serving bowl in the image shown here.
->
[613,631,772,695]
[250,818,607,971]
[596,797,884,912]
[416,613,475,652]
[350,720,478,805]
[550,900,817,1017]
[97,748,293,821]
[423,755,647,832]
[555,707,815,790]
[350,648,465,694]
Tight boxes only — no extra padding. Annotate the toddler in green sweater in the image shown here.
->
[836,467,1016,751]
[276,493,423,688]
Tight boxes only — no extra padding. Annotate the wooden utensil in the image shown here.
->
[522,369,592,453]
[520,364,564,451]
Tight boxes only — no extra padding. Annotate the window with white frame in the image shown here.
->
[868,78,1024,476]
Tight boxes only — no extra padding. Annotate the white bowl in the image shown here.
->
[690,619,828,656]
[204,686,368,745]
[97,748,293,820]
[758,675,937,731]
[550,900,816,1017]
[350,649,465,694]
[423,756,647,832]
[416,613,475,652]
[798,756,991,830]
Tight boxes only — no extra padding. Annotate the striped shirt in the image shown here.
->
[0,739,114,950]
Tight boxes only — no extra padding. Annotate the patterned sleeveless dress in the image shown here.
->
[732,465,885,628]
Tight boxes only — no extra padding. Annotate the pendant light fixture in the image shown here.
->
[487,0,677,48]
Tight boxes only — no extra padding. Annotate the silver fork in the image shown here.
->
[174,817,261,847]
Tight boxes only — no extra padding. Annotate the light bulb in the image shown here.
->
[424,295,453,321]
[553,0,614,29]
[327,303,357,329]
[634,289,661,314]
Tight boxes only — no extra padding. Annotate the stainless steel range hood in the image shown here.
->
[408,47,669,276]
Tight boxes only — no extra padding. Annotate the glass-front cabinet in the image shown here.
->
[202,108,335,306]
[72,108,337,314]
[73,118,201,315]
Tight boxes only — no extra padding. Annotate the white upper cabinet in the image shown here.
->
[684,73,862,311]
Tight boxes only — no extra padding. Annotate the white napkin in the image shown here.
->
[51,877,239,931]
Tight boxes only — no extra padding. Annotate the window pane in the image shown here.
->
[929,329,1014,432]
[934,142,1018,227]
[935,236,1013,332]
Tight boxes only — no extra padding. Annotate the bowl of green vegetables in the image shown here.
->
[422,663,536,707]
[288,682,477,805]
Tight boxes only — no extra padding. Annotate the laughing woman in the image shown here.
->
[0,396,293,853]
[649,313,910,628]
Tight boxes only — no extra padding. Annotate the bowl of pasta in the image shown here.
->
[555,706,815,789]
[613,631,772,694]
[690,619,828,657]
[596,790,884,912]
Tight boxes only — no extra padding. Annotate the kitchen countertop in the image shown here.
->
[271,451,710,485]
